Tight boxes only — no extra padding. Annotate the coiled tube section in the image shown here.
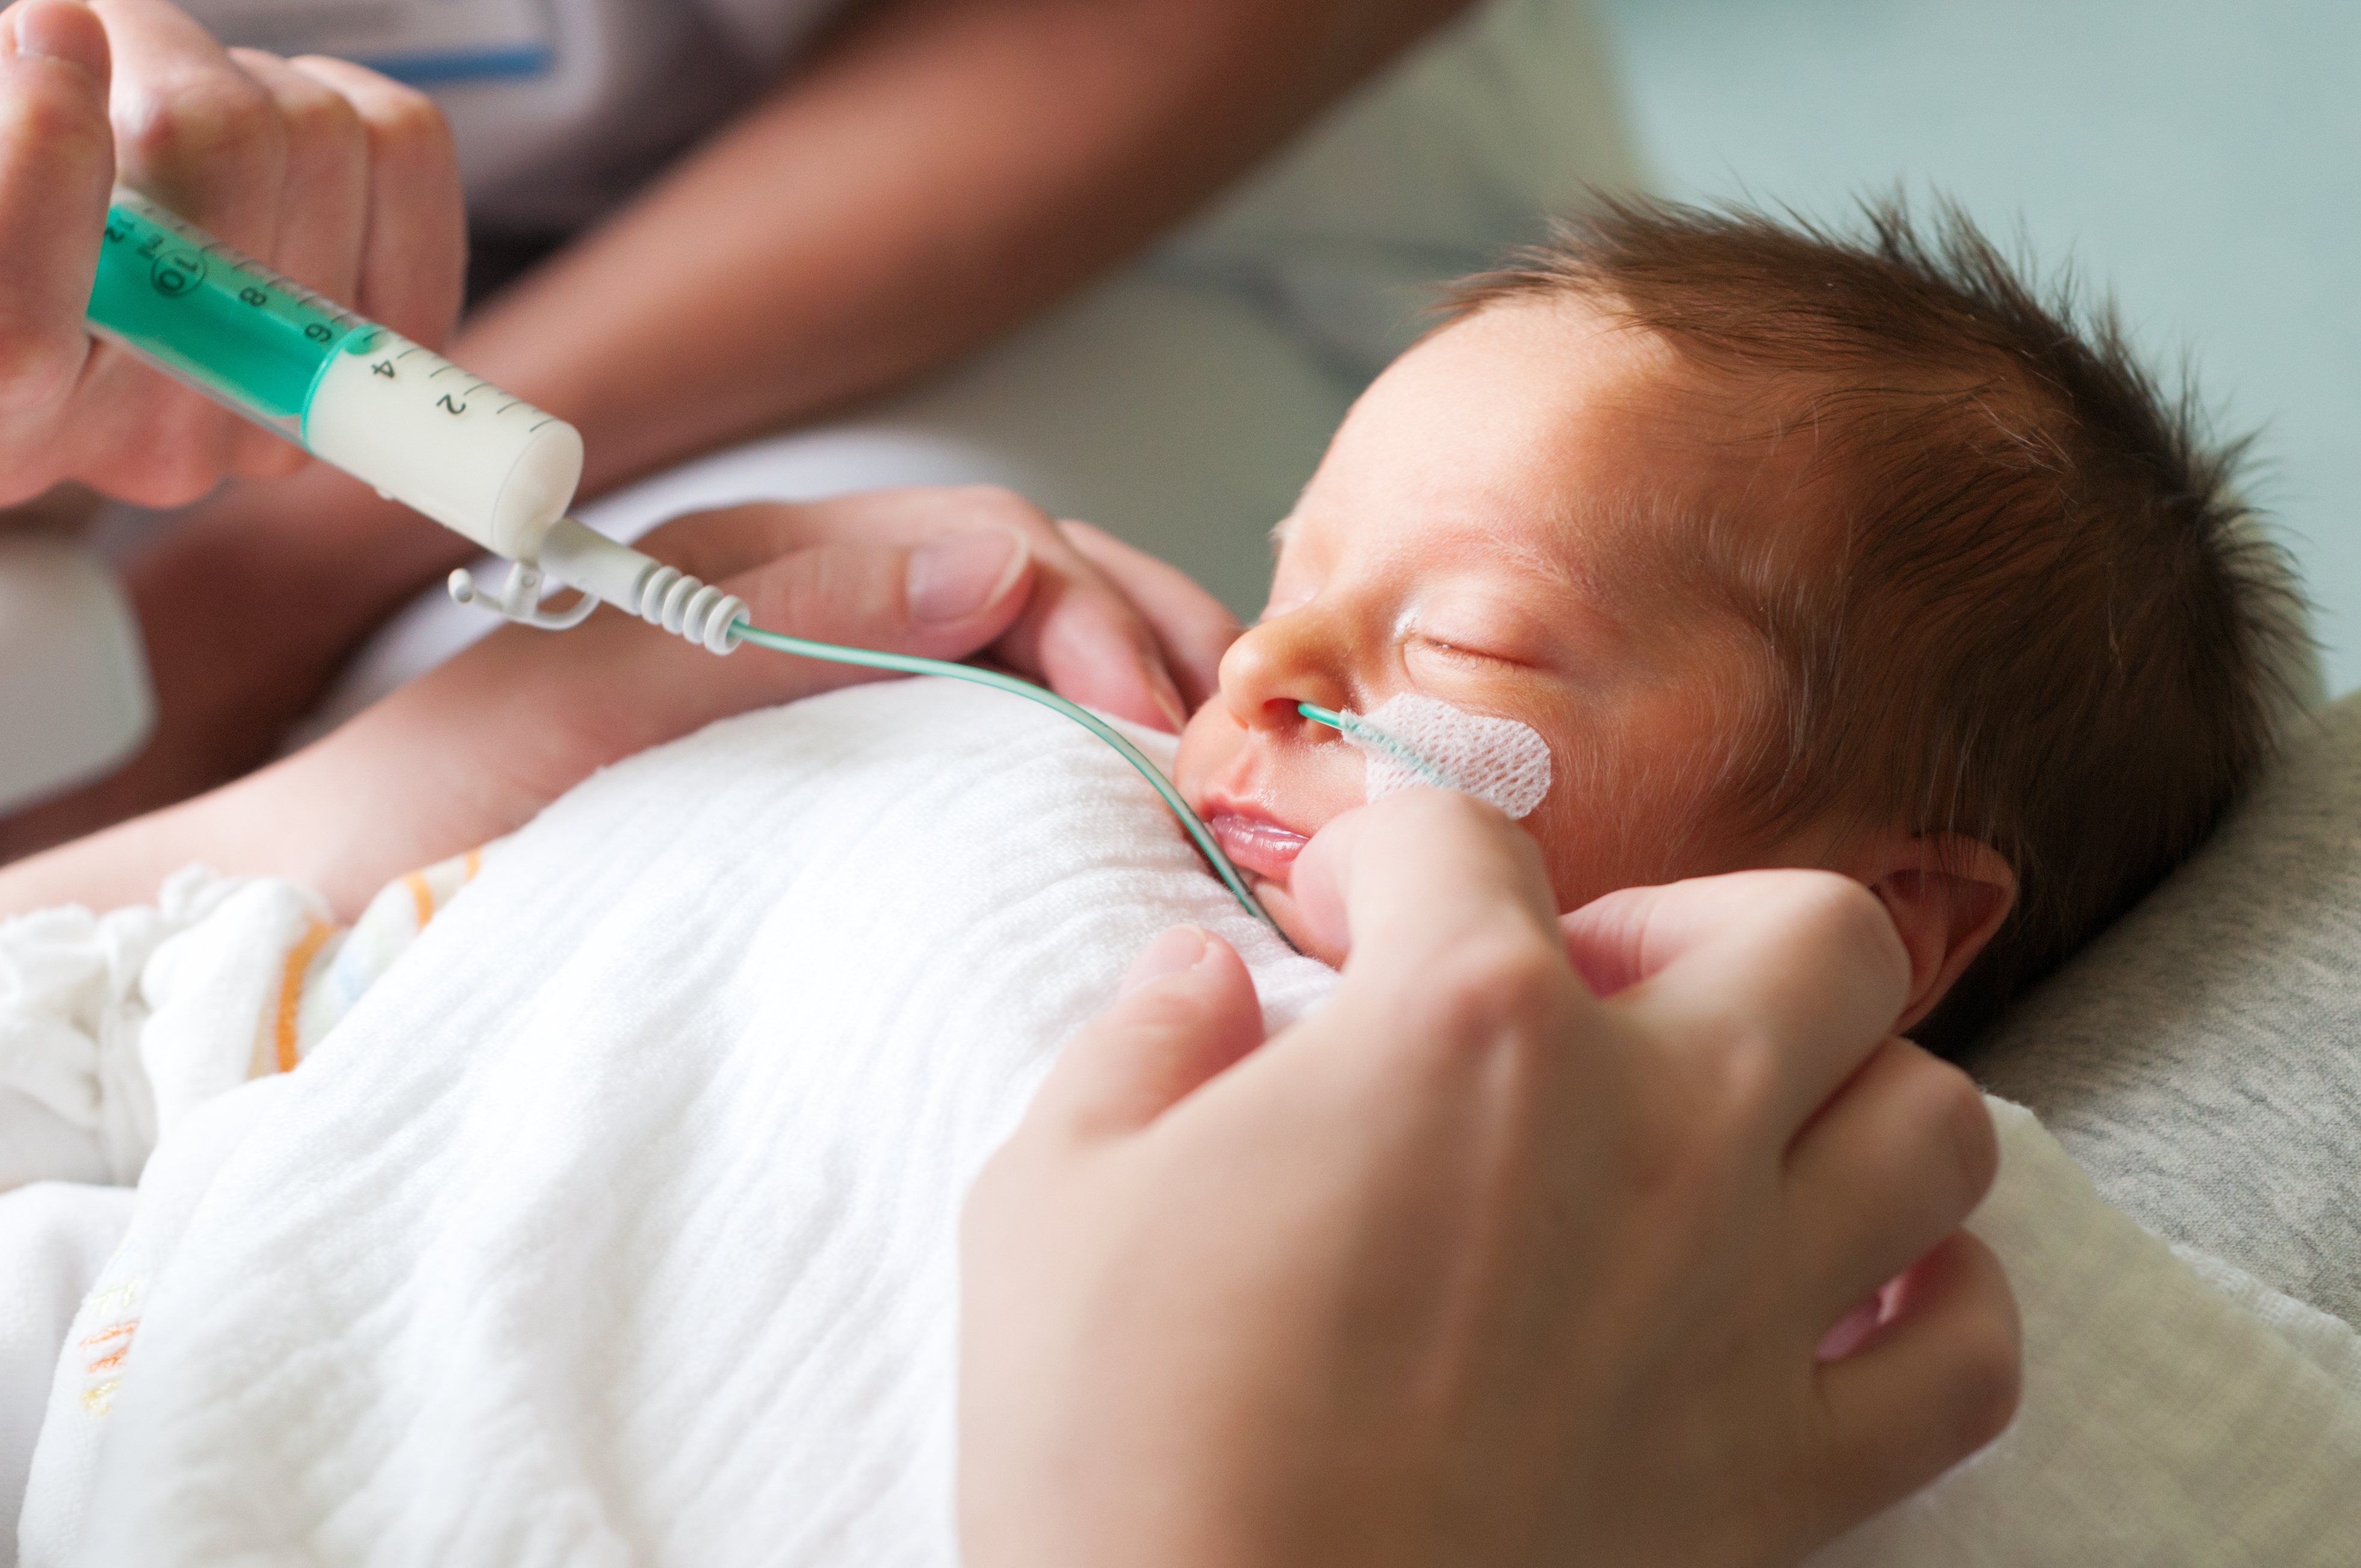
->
[532,518,745,654]
[625,563,746,655]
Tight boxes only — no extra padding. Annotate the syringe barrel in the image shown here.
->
[85,188,582,562]
[302,333,583,560]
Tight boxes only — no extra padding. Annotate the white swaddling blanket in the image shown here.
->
[18,677,2361,1565]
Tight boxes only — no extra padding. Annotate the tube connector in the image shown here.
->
[447,517,747,654]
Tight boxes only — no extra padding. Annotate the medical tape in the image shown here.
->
[1316,692,1553,821]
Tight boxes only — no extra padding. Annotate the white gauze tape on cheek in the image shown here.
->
[1339,692,1553,820]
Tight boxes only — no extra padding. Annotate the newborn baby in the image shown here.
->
[1177,198,2300,1051]
[0,196,2303,1185]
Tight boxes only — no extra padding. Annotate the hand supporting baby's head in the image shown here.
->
[1174,196,2306,1052]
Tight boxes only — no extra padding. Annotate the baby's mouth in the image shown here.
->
[1206,809,1311,881]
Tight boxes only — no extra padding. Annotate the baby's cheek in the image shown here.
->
[1521,733,1755,913]
[1171,704,1231,802]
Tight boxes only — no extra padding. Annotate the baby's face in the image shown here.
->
[1174,299,1810,953]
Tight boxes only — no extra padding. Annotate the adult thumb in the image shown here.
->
[735,527,1035,658]
[1028,928,1267,1144]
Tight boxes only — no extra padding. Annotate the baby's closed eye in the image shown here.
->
[1408,633,1534,671]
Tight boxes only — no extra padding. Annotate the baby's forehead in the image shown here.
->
[1294,301,1808,599]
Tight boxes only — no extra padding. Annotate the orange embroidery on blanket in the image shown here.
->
[403,871,435,929]
[273,920,334,1074]
[463,846,482,882]
[79,1318,138,1375]
[76,1280,141,1414]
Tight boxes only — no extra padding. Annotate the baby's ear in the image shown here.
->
[1856,834,2017,1032]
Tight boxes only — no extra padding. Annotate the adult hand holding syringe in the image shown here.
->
[0,0,462,511]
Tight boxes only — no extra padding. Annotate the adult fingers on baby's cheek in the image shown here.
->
[1785,1041,1997,1325]
[1556,883,1687,998]
[1618,872,1912,1142]
[1292,794,1563,988]
[1566,871,1903,1005]
[1810,1230,2020,1531]
[288,55,461,347]
[1029,928,1264,1142]
[1056,521,1239,710]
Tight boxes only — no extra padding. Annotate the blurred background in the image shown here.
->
[1596,0,2360,694]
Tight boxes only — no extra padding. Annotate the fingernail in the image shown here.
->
[907,529,1027,624]
[1141,656,1188,734]
[1120,925,1209,997]
[13,4,109,80]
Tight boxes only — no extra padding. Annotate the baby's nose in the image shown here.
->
[1217,613,1350,731]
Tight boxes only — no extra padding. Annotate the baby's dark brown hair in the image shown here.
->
[1448,196,2308,1054]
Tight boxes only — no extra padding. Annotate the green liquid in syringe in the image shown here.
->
[85,190,374,436]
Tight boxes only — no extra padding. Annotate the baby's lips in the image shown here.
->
[1205,810,1311,881]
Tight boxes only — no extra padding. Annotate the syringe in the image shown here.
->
[85,185,746,650]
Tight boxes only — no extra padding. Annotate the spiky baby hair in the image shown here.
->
[1447,196,2309,1052]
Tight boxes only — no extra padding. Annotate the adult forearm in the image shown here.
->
[0,740,409,922]
[456,0,1476,495]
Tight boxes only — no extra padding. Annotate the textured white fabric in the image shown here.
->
[1342,692,1553,820]
[0,872,334,1192]
[18,678,2360,1564]
[0,1185,134,1568]
[18,1083,290,1568]
[21,678,1335,1566]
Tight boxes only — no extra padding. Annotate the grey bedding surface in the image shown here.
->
[1971,691,2361,1325]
